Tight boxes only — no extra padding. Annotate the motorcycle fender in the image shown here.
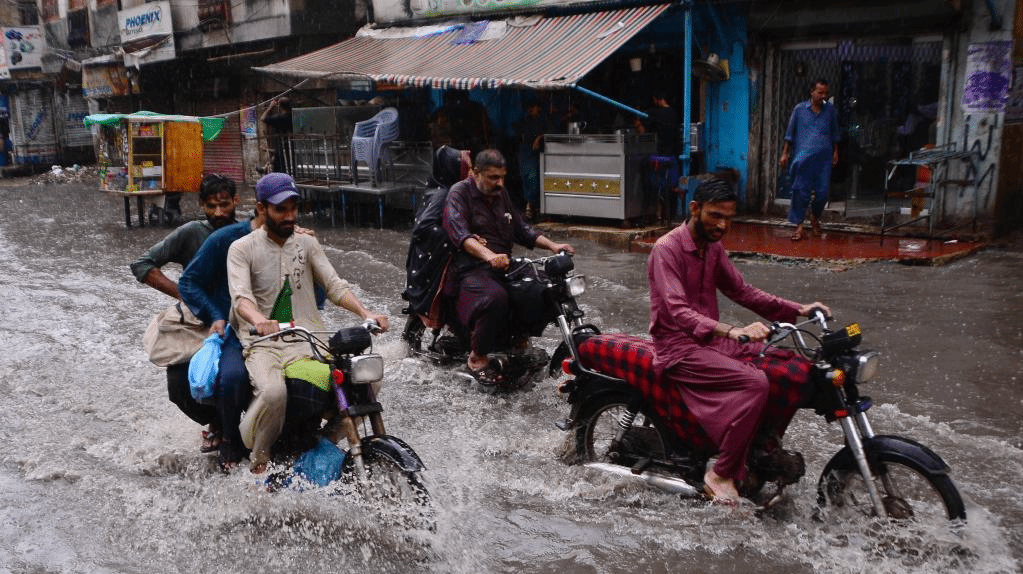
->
[548,342,571,378]
[362,435,426,473]
[830,435,951,476]
[565,377,641,428]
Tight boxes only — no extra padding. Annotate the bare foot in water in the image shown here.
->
[703,469,740,504]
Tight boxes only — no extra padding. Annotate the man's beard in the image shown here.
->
[694,215,724,243]
[209,212,236,229]
[266,217,295,239]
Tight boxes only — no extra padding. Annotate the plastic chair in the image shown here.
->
[350,107,399,184]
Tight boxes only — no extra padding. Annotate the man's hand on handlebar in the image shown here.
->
[551,242,575,255]
[363,313,390,333]
[252,319,283,337]
[797,302,832,320]
[733,321,772,343]
[487,253,510,270]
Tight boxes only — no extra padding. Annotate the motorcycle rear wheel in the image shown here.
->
[818,452,965,523]
[575,393,670,465]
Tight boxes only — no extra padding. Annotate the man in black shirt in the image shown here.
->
[644,91,680,156]
[261,97,293,173]
[442,149,573,384]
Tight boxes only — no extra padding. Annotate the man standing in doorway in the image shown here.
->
[261,97,293,173]
[780,79,840,241]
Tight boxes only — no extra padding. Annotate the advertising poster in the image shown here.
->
[240,106,258,139]
[1,27,44,71]
[962,41,1013,113]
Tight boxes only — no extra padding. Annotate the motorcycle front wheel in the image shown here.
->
[575,392,670,465]
[818,450,965,523]
[345,452,434,530]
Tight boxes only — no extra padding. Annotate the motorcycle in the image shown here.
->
[403,252,589,390]
[556,309,967,523]
[247,320,430,511]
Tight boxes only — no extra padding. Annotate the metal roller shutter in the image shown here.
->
[203,112,243,183]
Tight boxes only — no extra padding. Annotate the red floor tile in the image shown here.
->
[633,222,984,265]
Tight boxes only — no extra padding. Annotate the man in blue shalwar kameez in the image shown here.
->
[780,79,841,241]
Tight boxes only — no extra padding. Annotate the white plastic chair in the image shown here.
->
[350,107,399,184]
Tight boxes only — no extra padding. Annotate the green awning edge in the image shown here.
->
[83,111,226,142]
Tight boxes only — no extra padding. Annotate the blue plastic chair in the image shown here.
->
[350,107,399,184]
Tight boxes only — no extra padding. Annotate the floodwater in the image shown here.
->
[1,180,1021,573]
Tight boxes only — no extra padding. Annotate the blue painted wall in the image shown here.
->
[694,3,749,205]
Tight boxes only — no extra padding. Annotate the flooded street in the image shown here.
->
[1,180,1021,573]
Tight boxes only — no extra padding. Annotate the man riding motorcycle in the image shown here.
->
[647,177,830,503]
[441,148,573,385]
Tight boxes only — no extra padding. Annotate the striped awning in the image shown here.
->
[254,5,669,90]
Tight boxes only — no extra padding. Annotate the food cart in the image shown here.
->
[84,111,226,226]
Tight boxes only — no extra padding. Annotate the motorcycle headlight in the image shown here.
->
[855,350,880,383]
[350,354,384,384]
[565,275,587,298]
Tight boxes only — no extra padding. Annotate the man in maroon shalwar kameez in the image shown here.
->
[648,178,830,503]
[443,149,574,384]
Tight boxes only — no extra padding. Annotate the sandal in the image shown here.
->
[790,228,806,241]
[200,427,222,453]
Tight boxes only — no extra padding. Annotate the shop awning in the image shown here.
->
[253,4,669,90]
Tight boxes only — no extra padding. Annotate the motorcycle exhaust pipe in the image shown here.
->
[583,462,701,497]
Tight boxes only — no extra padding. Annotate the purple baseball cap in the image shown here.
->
[256,172,299,205]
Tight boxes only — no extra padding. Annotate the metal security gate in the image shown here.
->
[203,112,243,183]
[10,86,58,165]
[773,39,943,213]
[56,90,94,164]
[195,100,244,184]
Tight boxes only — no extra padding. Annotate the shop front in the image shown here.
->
[746,1,984,232]
[254,0,742,224]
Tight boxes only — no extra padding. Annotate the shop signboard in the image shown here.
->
[82,56,138,98]
[0,27,44,75]
[118,1,176,67]
[372,0,599,25]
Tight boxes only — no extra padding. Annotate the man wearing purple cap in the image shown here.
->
[227,173,390,473]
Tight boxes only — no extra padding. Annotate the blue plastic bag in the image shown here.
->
[291,437,346,487]
[188,328,225,403]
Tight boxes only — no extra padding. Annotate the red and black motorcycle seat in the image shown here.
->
[575,334,813,455]
[576,334,716,452]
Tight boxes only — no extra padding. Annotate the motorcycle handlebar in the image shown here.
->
[249,322,295,336]
[363,319,383,335]
[249,320,382,338]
